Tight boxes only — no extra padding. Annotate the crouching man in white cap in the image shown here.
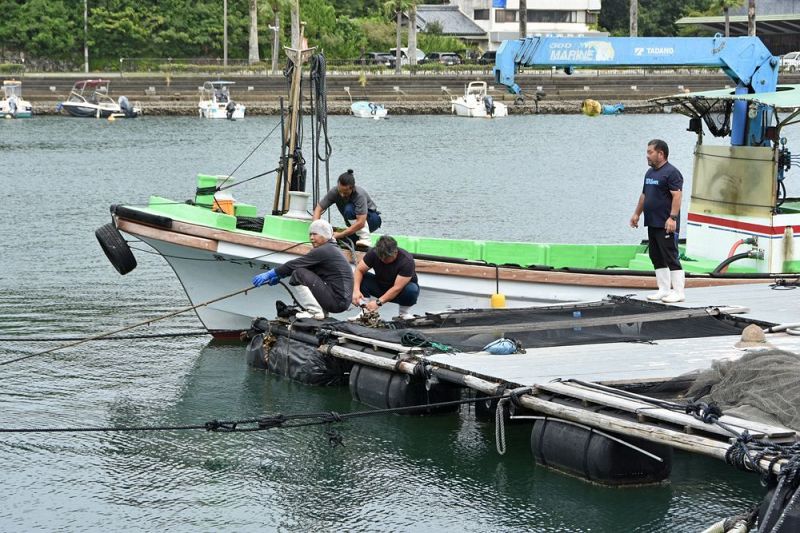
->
[252,219,353,319]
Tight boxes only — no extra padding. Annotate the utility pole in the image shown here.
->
[748,0,756,37]
[519,0,527,39]
[84,0,89,73]
[270,15,280,74]
[291,0,300,49]
[223,0,228,67]
[629,0,638,37]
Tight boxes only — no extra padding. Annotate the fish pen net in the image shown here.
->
[318,297,749,353]
[686,349,800,430]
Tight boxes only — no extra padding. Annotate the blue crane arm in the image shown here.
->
[494,36,780,146]
[494,36,778,96]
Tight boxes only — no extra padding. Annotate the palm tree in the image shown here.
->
[408,3,418,67]
[384,0,414,74]
[713,0,744,37]
[249,0,259,64]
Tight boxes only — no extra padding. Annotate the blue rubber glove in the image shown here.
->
[252,269,280,287]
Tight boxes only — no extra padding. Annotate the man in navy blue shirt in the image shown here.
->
[629,139,685,303]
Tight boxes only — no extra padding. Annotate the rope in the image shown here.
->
[0,286,257,367]
[216,119,283,191]
[495,397,508,455]
[0,393,509,436]
[0,331,208,342]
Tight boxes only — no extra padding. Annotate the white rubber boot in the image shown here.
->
[397,305,414,320]
[662,270,686,303]
[292,285,326,319]
[647,268,671,301]
[348,220,372,248]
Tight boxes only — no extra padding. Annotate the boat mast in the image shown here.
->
[273,24,315,215]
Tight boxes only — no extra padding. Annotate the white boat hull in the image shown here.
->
[350,101,388,119]
[199,102,246,119]
[452,98,508,118]
[114,215,766,336]
[130,228,612,335]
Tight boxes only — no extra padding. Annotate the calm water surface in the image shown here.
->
[2,114,791,531]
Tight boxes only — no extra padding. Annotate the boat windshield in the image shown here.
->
[202,81,235,101]
[3,82,22,98]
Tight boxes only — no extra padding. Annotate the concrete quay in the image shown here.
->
[12,70,798,115]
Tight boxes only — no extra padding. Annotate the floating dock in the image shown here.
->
[246,284,800,529]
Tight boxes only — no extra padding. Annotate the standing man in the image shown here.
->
[313,169,381,248]
[630,139,685,303]
[351,235,419,319]
[252,219,353,319]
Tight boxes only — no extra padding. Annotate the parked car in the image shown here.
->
[781,51,800,72]
[425,52,463,66]
[360,52,393,67]
[478,51,497,65]
[388,47,426,67]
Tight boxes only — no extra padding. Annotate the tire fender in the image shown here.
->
[95,223,137,275]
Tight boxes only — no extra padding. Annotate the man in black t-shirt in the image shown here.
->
[629,139,685,303]
[351,235,419,319]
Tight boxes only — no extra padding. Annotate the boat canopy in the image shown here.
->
[3,80,22,98]
[653,85,800,110]
[73,79,111,88]
[652,84,800,130]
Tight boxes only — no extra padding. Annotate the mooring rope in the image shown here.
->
[0,394,508,439]
[0,286,259,367]
[0,331,208,342]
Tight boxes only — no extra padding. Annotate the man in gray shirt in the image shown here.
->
[313,169,381,248]
[252,219,353,319]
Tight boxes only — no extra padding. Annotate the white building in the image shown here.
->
[448,0,604,50]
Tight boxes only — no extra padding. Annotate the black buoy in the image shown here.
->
[531,418,672,485]
[349,364,460,413]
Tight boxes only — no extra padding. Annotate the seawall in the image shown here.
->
[12,70,795,115]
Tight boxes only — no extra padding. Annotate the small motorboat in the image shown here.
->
[198,81,245,120]
[451,81,508,118]
[351,101,388,119]
[0,80,33,118]
[58,79,140,118]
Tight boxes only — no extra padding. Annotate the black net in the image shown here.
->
[313,298,747,353]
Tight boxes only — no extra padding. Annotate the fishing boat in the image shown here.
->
[198,81,245,119]
[58,79,140,118]
[350,101,388,119]
[451,81,508,118]
[0,80,33,118]
[96,36,800,337]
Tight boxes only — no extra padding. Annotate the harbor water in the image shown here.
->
[2,115,795,531]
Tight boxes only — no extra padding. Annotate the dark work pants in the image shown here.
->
[290,268,350,313]
[360,272,420,306]
[647,227,682,270]
[342,204,382,232]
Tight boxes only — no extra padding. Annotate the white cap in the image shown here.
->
[309,219,333,240]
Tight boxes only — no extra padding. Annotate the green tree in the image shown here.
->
[599,0,714,37]
[12,0,79,61]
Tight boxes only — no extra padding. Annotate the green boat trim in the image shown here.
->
[122,172,765,276]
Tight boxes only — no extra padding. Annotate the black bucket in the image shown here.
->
[531,418,672,485]
[349,363,461,413]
